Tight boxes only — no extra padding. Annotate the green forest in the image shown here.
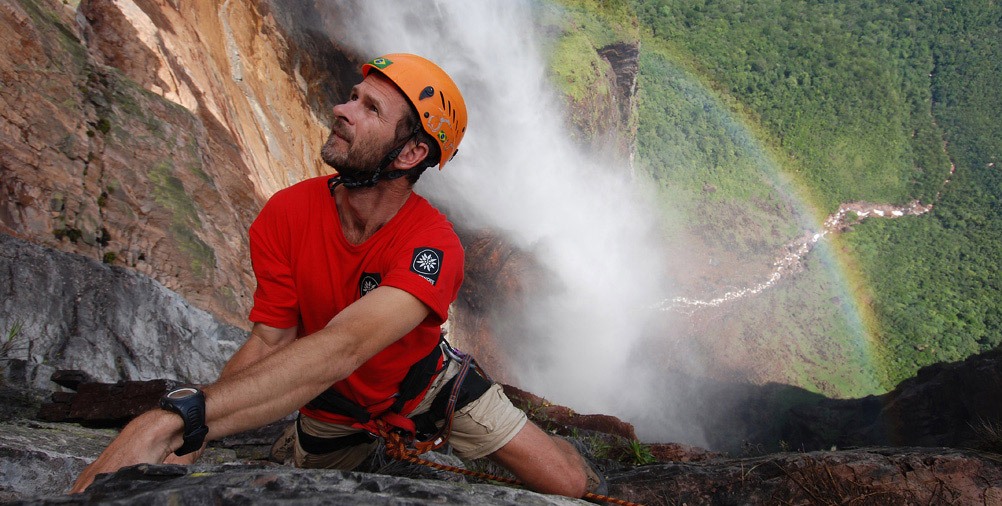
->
[552,0,1001,389]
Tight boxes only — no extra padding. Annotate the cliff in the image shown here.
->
[0,0,360,328]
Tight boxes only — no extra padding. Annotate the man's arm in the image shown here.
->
[70,286,429,493]
[219,323,299,379]
[161,322,298,465]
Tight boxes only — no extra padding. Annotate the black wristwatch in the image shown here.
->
[159,387,209,456]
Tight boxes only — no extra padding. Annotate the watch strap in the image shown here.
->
[159,388,208,456]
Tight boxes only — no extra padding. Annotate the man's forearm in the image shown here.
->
[69,325,352,494]
[200,287,429,440]
[218,324,296,379]
[200,326,361,440]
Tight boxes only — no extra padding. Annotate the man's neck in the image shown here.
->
[333,179,413,245]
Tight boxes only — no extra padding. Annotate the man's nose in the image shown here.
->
[331,101,354,124]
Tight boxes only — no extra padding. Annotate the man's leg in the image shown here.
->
[409,349,599,498]
[487,421,589,497]
[443,380,594,498]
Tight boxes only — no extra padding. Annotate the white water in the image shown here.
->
[324,1,669,415]
[660,200,934,314]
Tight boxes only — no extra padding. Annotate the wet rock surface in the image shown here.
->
[612,448,1002,506]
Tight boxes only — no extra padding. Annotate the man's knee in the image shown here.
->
[488,422,589,497]
[546,436,589,496]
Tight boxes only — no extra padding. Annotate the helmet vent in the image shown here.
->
[419,86,435,100]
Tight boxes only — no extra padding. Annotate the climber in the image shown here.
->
[70,53,604,499]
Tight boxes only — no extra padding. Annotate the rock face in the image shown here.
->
[449,229,554,386]
[613,448,1002,506]
[0,232,243,384]
[2,0,261,327]
[4,373,1002,504]
[23,463,591,506]
[0,418,113,502]
[0,0,368,328]
[565,40,640,164]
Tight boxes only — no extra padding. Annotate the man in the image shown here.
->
[71,54,600,499]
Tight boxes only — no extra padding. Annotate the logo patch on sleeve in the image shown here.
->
[410,247,443,285]
[359,272,381,297]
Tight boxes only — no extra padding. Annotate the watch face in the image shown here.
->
[166,387,199,400]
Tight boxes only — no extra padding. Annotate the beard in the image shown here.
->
[320,120,393,180]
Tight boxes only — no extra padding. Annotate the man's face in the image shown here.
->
[321,73,411,175]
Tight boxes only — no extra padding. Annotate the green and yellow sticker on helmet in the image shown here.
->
[368,57,393,69]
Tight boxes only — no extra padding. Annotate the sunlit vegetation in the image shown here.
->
[630,0,1001,386]
[550,0,1001,390]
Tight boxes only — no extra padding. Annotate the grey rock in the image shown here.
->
[0,232,245,384]
[21,463,589,505]
[0,419,113,500]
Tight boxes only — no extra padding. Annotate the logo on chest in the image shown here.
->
[411,247,443,285]
[359,272,382,297]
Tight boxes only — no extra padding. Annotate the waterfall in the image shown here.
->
[315,0,672,431]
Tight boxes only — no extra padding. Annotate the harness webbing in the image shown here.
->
[305,342,444,426]
[301,347,642,505]
[295,417,376,454]
[303,340,491,449]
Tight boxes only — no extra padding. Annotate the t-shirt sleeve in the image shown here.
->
[247,192,300,329]
[381,225,465,324]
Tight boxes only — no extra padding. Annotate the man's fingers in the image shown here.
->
[68,474,91,494]
[67,411,182,494]
[69,460,101,494]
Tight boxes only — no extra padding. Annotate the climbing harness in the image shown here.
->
[375,352,643,506]
[301,338,491,453]
[302,339,645,506]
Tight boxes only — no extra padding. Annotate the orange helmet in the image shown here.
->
[362,53,467,170]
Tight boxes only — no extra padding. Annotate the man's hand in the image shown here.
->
[69,410,183,493]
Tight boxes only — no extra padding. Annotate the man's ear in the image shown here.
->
[393,139,430,170]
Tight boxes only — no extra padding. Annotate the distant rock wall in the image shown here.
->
[0,232,244,383]
[1,0,265,327]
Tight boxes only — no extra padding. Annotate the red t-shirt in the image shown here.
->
[247,175,465,424]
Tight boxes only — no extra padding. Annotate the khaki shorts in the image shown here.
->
[287,353,528,470]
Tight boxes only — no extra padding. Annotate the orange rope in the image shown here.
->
[380,427,646,506]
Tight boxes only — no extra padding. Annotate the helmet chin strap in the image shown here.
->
[328,127,422,195]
